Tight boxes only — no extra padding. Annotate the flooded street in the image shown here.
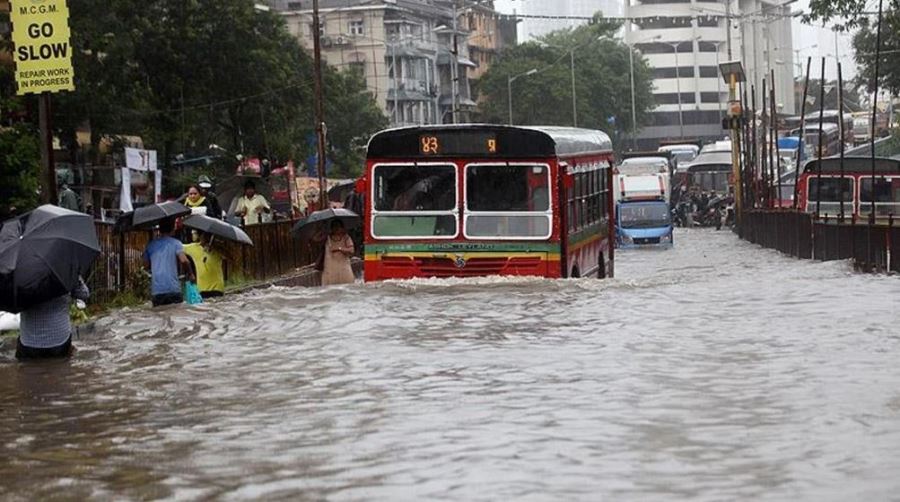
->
[2,229,899,500]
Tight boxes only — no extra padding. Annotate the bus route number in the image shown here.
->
[420,135,440,155]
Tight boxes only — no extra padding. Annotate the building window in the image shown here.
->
[652,67,695,79]
[699,66,720,78]
[650,110,722,126]
[349,20,364,36]
[700,92,724,103]
[654,93,697,105]
[697,16,721,28]
[636,42,693,54]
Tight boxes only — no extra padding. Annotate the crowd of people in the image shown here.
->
[7,174,357,362]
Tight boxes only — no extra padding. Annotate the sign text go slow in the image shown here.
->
[10,0,75,95]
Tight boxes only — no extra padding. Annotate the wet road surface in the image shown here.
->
[2,229,899,500]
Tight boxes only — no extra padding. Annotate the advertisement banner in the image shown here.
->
[10,0,76,95]
[125,147,158,172]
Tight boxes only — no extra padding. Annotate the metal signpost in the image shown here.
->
[719,61,746,228]
[10,0,76,205]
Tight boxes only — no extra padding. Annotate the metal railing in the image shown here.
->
[740,210,897,273]
[87,219,317,304]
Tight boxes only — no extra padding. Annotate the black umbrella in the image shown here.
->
[133,201,191,227]
[0,205,100,313]
[116,201,191,232]
[291,208,361,240]
[183,214,253,246]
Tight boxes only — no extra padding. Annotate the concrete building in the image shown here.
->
[272,0,511,126]
[505,0,623,41]
[625,0,794,147]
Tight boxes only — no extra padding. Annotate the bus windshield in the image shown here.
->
[689,168,730,192]
[465,164,552,239]
[372,164,458,238]
[619,202,670,229]
[466,164,549,211]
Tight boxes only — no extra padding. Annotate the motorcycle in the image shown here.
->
[694,200,724,229]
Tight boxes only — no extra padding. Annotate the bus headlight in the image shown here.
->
[621,234,633,244]
[660,232,672,243]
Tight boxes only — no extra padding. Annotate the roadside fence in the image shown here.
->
[88,219,318,304]
[740,210,898,273]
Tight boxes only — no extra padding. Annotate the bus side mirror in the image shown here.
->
[355,178,367,194]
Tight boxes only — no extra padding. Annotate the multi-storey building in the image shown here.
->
[504,0,623,41]
[625,0,794,148]
[273,0,510,126]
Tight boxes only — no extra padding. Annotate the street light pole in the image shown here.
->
[628,43,637,149]
[668,42,685,138]
[570,50,577,127]
[311,0,328,209]
[508,68,538,125]
[713,41,724,117]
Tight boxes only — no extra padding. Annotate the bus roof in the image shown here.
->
[687,152,732,171]
[789,122,839,136]
[366,124,612,159]
[802,157,900,175]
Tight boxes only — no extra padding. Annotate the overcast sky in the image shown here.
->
[494,0,858,81]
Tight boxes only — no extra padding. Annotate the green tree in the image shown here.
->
[806,0,900,95]
[476,15,654,140]
[0,125,41,218]
[797,78,866,112]
[53,0,385,184]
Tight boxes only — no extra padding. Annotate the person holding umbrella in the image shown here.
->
[1,205,101,360]
[184,232,226,299]
[181,214,253,298]
[291,208,360,286]
[16,277,89,359]
[319,220,355,286]
[143,218,194,307]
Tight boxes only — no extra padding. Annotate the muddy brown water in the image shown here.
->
[2,229,899,500]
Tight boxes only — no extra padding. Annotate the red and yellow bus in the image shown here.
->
[798,157,900,220]
[360,125,615,281]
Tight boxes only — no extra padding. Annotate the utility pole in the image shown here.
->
[391,38,400,125]
[451,1,459,124]
[570,50,577,127]
[724,0,733,60]
[39,94,57,205]
[312,0,328,209]
[628,42,637,149]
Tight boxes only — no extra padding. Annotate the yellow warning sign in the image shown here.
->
[10,0,75,95]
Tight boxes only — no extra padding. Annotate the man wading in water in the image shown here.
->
[143,218,194,307]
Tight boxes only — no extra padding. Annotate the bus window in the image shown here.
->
[807,177,854,215]
[372,164,458,238]
[860,177,900,216]
[691,171,729,193]
[465,164,552,239]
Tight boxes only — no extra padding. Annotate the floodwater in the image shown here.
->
[2,229,899,501]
